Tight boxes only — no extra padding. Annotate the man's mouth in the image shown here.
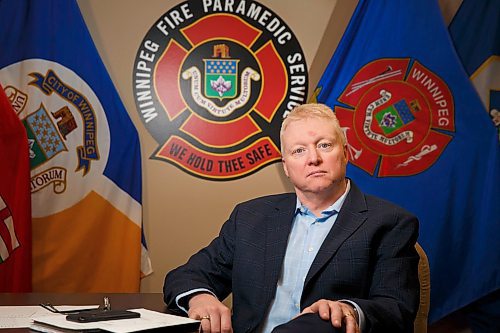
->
[307,170,326,177]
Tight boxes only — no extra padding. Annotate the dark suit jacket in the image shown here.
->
[163,181,420,333]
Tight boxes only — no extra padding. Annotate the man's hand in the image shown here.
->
[301,299,360,333]
[187,293,233,333]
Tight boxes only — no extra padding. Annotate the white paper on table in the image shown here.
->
[31,308,200,333]
[0,305,98,328]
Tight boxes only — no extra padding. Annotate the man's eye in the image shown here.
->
[292,148,306,155]
[318,143,332,149]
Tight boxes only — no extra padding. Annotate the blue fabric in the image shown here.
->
[314,0,500,322]
[449,0,500,76]
[448,0,500,327]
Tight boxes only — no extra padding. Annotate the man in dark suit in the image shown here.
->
[163,103,420,333]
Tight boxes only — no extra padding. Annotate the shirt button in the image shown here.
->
[295,303,300,308]
[308,247,314,252]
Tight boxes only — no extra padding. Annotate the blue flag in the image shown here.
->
[313,0,500,322]
[449,0,500,140]
[0,0,152,291]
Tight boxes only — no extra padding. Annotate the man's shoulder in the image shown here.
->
[364,192,416,216]
[363,191,400,207]
[237,193,296,211]
[350,180,417,218]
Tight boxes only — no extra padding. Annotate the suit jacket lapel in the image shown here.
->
[262,194,296,303]
[304,182,368,287]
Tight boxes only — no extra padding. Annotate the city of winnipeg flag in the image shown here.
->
[313,0,500,322]
[0,0,152,291]
[0,84,32,292]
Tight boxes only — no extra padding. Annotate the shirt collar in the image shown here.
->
[295,179,351,221]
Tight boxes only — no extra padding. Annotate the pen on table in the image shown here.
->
[104,296,111,311]
[39,303,97,314]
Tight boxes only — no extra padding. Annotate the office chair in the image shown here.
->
[414,243,431,333]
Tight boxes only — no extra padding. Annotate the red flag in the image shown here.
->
[0,84,32,292]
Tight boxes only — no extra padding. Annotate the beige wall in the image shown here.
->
[76,0,460,294]
[77,0,357,293]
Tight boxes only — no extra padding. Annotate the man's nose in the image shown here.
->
[307,148,321,165]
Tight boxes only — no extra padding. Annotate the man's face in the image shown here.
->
[281,117,348,198]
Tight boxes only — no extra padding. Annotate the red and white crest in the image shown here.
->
[336,58,455,176]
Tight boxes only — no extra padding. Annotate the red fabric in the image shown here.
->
[0,84,32,292]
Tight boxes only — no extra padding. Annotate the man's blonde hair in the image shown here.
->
[280,103,346,153]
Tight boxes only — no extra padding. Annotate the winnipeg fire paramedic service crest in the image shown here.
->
[133,0,308,180]
[334,58,455,177]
